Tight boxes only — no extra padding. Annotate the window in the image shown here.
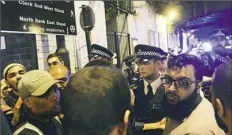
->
[0,33,38,79]
[148,30,160,47]
[131,38,138,54]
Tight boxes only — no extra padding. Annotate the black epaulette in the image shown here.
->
[130,78,143,91]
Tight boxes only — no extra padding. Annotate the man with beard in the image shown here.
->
[161,54,225,135]
[201,30,232,77]
[14,70,62,135]
[89,44,114,63]
[211,60,232,135]
[1,63,27,129]
[2,63,26,109]
[130,44,166,135]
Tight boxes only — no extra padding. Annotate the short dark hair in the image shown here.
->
[167,54,204,81]
[62,66,131,135]
[47,53,63,62]
[212,60,232,109]
[84,60,112,68]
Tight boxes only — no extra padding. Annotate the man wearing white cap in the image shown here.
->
[1,63,27,129]
[3,63,26,101]
[14,70,62,135]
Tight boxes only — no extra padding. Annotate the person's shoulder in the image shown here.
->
[13,122,43,135]
[187,98,214,121]
[184,126,225,135]
[130,78,143,90]
[197,98,215,113]
[184,99,225,134]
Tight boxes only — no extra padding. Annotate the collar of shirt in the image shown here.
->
[143,76,162,95]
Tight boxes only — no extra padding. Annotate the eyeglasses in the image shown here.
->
[161,76,200,91]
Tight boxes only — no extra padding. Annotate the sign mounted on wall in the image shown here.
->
[1,1,77,35]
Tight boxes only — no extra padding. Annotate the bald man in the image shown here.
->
[48,65,70,89]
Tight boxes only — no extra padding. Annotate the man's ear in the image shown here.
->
[197,83,201,90]
[23,98,32,108]
[196,83,202,94]
[155,60,161,70]
[216,98,225,117]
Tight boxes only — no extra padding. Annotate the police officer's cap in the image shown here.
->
[89,44,114,59]
[134,44,162,62]
[209,29,228,40]
[160,50,168,61]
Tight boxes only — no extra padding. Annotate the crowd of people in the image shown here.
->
[0,30,232,135]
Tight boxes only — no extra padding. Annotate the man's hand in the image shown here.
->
[143,117,167,131]
[159,117,167,130]
[1,104,13,115]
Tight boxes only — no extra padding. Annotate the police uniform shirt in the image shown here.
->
[131,44,164,106]
[130,76,162,105]
[143,77,161,95]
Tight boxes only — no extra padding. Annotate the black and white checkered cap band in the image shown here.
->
[136,49,161,57]
[213,30,226,37]
[91,48,111,59]
[161,55,167,58]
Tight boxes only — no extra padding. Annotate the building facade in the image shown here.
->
[0,1,108,78]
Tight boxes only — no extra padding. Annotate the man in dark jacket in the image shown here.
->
[1,63,27,130]
[14,70,62,135]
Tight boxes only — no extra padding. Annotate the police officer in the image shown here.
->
[201,30,230,133]
[130,44,166,135]
[123,55,140,85]
[88,44,114,63]
[201,29,232,77]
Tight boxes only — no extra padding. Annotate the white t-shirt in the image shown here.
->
[164,98,225,135]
